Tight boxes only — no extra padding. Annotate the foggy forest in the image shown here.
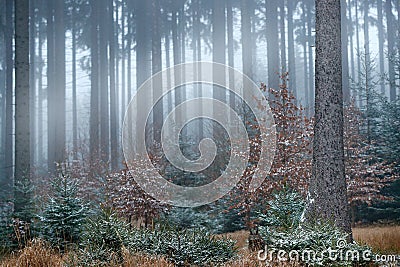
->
[0,0,399,266]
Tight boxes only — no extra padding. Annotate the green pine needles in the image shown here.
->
[39,173,88,251]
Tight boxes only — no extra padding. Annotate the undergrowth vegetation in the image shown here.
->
[1,180,398,266]
[71,209,236,266]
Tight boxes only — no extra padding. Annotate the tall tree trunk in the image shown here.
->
[1,46,5,190]
[47,0,66,172]
[251,4,257,73]
[266,0,279,91]
[386,0,396,101]
[179,2,186,140]
[135,0,151,89]
[71,0,78,160]
[99,0,109,164]
[227,0,235,109]
[172,7,182,124]
[241,0,252,127]
[212,0,226,117]
[241,0,252,80]
[4,0,14,195]
[90,0,100,161]
[355,0,362,106]
[397,0,400,43]
[287,0,297,98]
[109,0,118,170]
[165,29,172,113]
[280,0,287,70]
[191,0,200,140]
[115,1,119,128]
[127,12,132,103]
[377,0,385,95]
[341,0,350,102]
[363,1,370,63]
[397,0,400,97]
[29,0,35,166]
[135,0,151,151]
[121,2,126,125]
[47,0,55,170]
[54,0,66,167]
[14,0,31,216]
[306,0,352,237]
[37,1,44,166]
[195,0,203,139]
[213,0,226,139]
[348,0,355,83]
[302,2,309,110]
[307,0,315,111]
[152,0,163,142]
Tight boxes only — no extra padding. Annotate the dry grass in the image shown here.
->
[353,225,400,254]
[0,239,64,267]
[1,226,399,266]
[121,250,173,267]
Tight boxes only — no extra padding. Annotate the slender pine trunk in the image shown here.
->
[152,0,163,142]
[348,0,355,83]
[37,3,44,166]
[341,0,350,102]
[287,0,297,98]
[29,0,35,166]
[5,0,14,192]
[89,0,100,162]
[99,0,109,164]
[386,0,396,101]
[307,0,315,111]
[109,0,118,170]
[280,0,287,70]
[72,1,78,160]
[227,0,235,110]
[302,2,309,111]
[377,0,385,95]
[266,0,279,91]
[355,0,362,106]
[121,2,126,124]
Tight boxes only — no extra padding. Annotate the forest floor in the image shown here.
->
[0,226,399,266]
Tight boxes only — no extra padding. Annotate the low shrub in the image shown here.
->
[73,208,130,266]
[258,189,372,266]
[128,224,237,266]
[73,209,237,266]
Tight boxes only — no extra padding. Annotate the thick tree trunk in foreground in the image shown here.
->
[14,0,31,214]
[305,0,352,237]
